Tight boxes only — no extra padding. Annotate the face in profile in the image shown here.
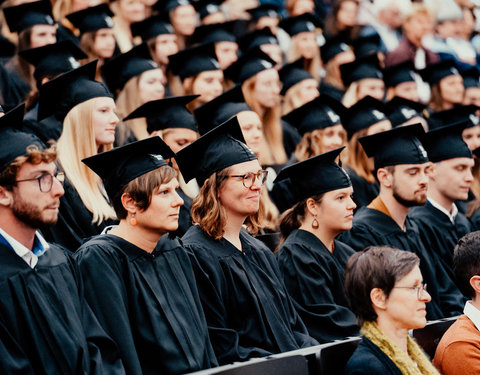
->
[388,163,430,207]
[315,185,356,235]
[190,70,224,104]
[253,68,281,109]
[92,97,119,147]
[430,157,474,202]
[237,110,263,155]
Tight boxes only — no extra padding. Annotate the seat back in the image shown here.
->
[316,336,362,375]
[411,316,459,358]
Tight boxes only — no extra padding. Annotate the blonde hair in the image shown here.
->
[323,57,346,89]
[428,84,446,112]
[282,80,308,115]
[294,128,347,162]
[286,33,322,81]
[345,128,375,183]
[342,81,360,107]
[242,75,287,165]
[57,98,116,224]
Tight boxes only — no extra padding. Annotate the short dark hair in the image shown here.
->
[112,165,177,219]
[453,231,480,299]
[344,246,420,324]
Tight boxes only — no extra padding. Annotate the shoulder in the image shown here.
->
[345,338,401,375]
[74,234,122,262]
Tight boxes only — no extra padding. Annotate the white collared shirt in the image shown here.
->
[464,301,480,332]
[0,228,49,268]
[428,198,458,224]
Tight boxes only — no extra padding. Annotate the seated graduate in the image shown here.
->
[0,106,124,374]
[344,246,440,375]
[75,136,218,375]
[175,117,318,365]
[122,95,200,237]
[274,147,359,343]
[434,231,480,374]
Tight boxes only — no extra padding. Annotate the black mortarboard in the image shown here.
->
[131,15,174,41]
[0,105,4,113]
[419,59,460,85]
[341,96,389,139]
[462,66,480,89]
[353,34,382,58]
[340,54,383,87]
[320,36,351,64]
[273,147,351,206]
[194,85,251,134]
[38,61,112,121]
[386,97,426,127]
[425,122,472,162]
[0,35,16,58]
[101,43,158,93]
[246,4,280,20]
[19,41,86,86]
[279,13,319,36]
[168,43,220,81]
[82,136,175,200]
[359,123,428,170]
[223,46,276,83]
[0,104,45,172]
[278,58,313,95]
[66,4,114,34]
[384,61,416,88]
[237,27,279,53]
[162,0,193,12]
[175,116,257,184]
[3,0,54,33]
[123,95,199,133]
[426,105,479,130]
[197,1,223,19]
[282,95,345,135]
[190,21,236,45]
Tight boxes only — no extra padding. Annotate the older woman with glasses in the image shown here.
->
[176,117,318,365]
[344,246,440,375]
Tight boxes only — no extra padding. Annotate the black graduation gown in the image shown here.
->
[408,201,472,272]
[344,337,403,375]
[74,234,218,375]
[318,81,345,102]
[40,177,114,251]
[281,119,302,158]
[174,189,193,238]
[276,230,359,343]
[0,318,35,374]
[339,207,464,319]
[345,167,379,208]
[182,225,318,365]
[0,242,125,375]
[23,105,63,144]
[0,63,29,108]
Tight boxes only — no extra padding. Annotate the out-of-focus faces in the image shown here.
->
[237,110,263,155]
[92,97,119,147]
[439,75,464,107]
[462,126,480,151]
[253,68,281,109]
[93,28,116,59]
[191,70,224,103]
[202,11,226,25]
[367,119,392,136]
[162,128,198,154]
[154,34,178,65]
[320,124,347,153]
[393,81,419,103]
[215,41,238,70]
[260,43,283,68]
[296,78,320,104]
[170,4,197,37]
[464,87,480,108]
[255,16,279,34]
[294,31,317,60]
[336,0,358,29]
[116,0,145,24]
[404,13,434,47]
[290,0,315,17]
[138,69,165,103]
[30,24,57,48]
[357,78,385,101]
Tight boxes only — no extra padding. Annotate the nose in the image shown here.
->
[420,289,431,302]
[465,168,474,183]
[51,177,65,198]
[173,191,184,207]
[112,112,120,125]
[347,196,357,210]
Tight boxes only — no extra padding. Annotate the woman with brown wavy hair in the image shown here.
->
[176,117,318,365]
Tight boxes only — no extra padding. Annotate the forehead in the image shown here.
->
[395,162,431,172]
[227,159,261,173]
[395,265,421,284]
[441,157,475,168]
[16,161,56,178]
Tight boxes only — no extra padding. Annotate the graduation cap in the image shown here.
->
[38,60,112,121]
[320,36,351,64]
[359,123,428,170]
[282,95,345,135]
[246,4,280,21]
[189,21,236,45]
[353,34,382,58]
[223,46,276,83]
[384,61,416,88]
[101,43,158,93]
[3,0,54,33]
[339,53,383,87]
[425,121,472,163]
[278,58,313,95]
[426,105,479,130]
[168,43,220,81]
[419,59,460,85]
[197,0,223,20]
[0,35,16,58]
[66,4,114,34]
[82,136,175,200]
[175,116,257,185]
[19,41,86,87]
[279,13,320,36]
[194,85,251,134]
[237,27,279,53]
[273,147,351,207]
[462,66,480,89]
[0,104,46,172]
[131,16,174,41]
[123,95,199,134]
[386,97,426,127]
[163,0,193,12]
[341,96,389,139]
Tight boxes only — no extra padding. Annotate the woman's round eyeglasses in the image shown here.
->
[226,170,268,188]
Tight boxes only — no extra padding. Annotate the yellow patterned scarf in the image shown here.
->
[361,321,440,375]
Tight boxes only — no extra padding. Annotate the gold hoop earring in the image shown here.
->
[130,214,137,226]
[312,215,319,229]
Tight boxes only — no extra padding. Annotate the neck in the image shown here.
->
[428,187,453,213]
[222,213,246,251]
[299,223,336,253]
[471,297,480,312]
[376,315,409,353]
[109,220,162,253]
[0,211,36,250]
[379,190,409,230]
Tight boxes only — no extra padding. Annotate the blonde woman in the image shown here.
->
[37,61,119,251]
[110,0,145,52]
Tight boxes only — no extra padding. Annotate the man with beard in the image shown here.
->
[409,122,474,276]
[0,105,125,374]
[340,123,464,319]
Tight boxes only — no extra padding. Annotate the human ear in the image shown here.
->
[377,168,392,188]
[0,186,13,208]
[121,193,137,215]
[470,275,480,296]
[370,288,387,311]
[305,197,318,217]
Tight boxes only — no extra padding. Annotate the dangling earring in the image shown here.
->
[130,213,137,226]
[312,215,319,229]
